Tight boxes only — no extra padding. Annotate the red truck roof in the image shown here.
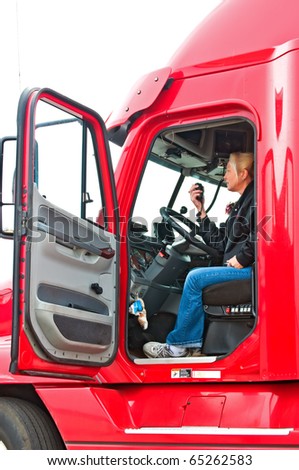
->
[169,0,299,75]
[107,0,299,133]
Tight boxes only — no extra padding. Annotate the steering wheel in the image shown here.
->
[160,206,220,258]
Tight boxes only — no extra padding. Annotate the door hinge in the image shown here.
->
[21,210,28,236]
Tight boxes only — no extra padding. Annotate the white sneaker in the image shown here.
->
[143,342,187,358]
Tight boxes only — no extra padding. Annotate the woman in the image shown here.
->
[143,151,255,358]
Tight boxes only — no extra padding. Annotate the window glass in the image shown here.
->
[34,102,103,225]
[132,158,238,238]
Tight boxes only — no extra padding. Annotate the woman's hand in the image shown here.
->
[226,256,244,269]
[189,184,206,217]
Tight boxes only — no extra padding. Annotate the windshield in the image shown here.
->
[132,159,238,238]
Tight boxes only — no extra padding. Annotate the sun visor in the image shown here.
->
[106,67,171,136]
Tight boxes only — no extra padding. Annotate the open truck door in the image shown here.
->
[10,88,119,379]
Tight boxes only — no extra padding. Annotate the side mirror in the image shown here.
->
[0,137,16,238]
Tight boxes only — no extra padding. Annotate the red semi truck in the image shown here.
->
[0,0,299,450]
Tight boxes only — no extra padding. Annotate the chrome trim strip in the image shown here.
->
[125,426,293,436]
[134,356,217,365]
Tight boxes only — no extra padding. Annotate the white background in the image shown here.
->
[0,0,222,283]
[0,0,222,134]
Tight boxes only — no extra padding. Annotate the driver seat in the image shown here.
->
[201,277,255,355]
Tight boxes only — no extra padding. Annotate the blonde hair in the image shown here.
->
[229,152,254,179]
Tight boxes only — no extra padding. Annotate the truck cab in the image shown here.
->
[1,0,299,450]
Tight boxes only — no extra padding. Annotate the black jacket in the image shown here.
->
[197,181,255,267]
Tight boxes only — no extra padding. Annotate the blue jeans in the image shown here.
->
[166,266,252,348]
